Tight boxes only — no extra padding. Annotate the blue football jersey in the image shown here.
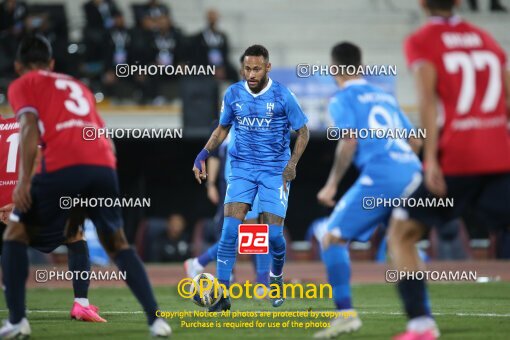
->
[329,79,420,170]
[219,78,308,169]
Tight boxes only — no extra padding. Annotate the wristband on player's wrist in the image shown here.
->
[194,148,210,171]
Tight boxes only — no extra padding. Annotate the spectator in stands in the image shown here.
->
[181,9,237,117]
[19,5,69,74]
[0,0,27,37]
[189,9,238,83]
[23,11,49,35]
[84,0,120,31]
[0,0,28,77]
[150,214,191,262]
[102,13,134,100]
[82,0,121,83]
[2,3,69,81]
[131,9,185,104]
[151,13,185,69]
[155,14,186,103]
[467,0,507,12]
[138,0,171,32]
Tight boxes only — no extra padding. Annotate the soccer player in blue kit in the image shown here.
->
[186,56,271,291]
[192,45,309,310]
[313,42,428,338]
[185,125,271,291]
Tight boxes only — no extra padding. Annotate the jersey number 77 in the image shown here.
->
[443,50,501,115]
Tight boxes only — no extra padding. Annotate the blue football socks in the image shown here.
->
[269,225,286,276]
[322,243,353,310]
[217,217,241,288]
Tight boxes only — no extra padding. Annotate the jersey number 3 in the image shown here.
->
[55,79,91,116]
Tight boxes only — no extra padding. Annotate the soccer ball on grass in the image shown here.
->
[190,273,223,308]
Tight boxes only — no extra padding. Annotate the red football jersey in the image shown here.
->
[405,16,510,175]
[7,70,116,173]
[0,117,19,207]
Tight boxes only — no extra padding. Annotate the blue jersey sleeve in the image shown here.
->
[329,93,355,129]
[285,89,308,130]
[219,88,234,126]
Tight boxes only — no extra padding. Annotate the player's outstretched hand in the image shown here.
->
[192,162,207,184]
[424,161,447,197]
[193,149,209,184]
[317,184,337,207]
[13,180,32,212]
[282,161,297,193]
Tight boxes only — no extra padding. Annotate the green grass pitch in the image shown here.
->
[1,283,509,339]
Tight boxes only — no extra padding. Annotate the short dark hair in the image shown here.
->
[425,0,455,10]
[16,34,53,66]
[331,42,362,67]
[242,44,269,63]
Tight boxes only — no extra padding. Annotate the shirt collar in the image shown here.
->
[428,15,462,26]
[343,78,367,88]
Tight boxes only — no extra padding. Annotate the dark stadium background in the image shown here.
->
[115,135,348,242]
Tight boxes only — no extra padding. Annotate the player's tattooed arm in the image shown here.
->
[317,137,356,207]
[289,125,310,166]
[283,125,310,191]
[13,112,40,212]
[204,124,231,152]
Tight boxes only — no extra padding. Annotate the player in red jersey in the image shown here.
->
[0,35,171,338]
[388,1,510,339]
[0,115,108,323]
[0,117,18,224]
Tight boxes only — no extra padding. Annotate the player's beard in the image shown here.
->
[248,75,267,93]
